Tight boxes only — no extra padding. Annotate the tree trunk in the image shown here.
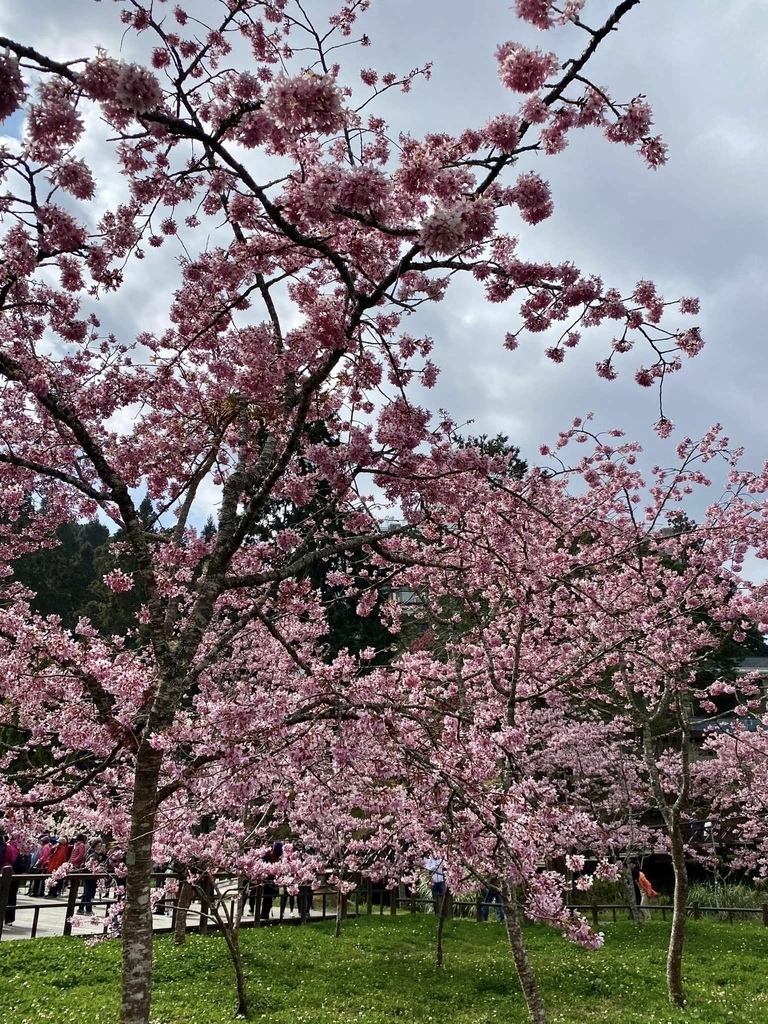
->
[334,887,344,938]
[435,886,450,967]
[638,703,691,1008]
[502,883,549,1024]
[667,824,689,1007]
[120,744,162,1024]
[208,885,248,1018]
[223,926,248,1018]
[623,864,644,928]
[173,880,193,946]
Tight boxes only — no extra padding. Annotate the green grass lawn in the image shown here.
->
[2,915,768,1023]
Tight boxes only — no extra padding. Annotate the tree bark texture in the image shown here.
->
[667,825,689,1007]
[635,675,692,1008]
[173,880,193,946]
[209,890,249,1018]
[334,887,344,938]
[502,883,549,1024]
[119,744,162,1024]
[623,865,645,929]
[435,886,450,967]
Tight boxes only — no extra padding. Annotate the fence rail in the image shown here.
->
[3,867,768,941]
[0,867,356,940]
[571,900,768,928]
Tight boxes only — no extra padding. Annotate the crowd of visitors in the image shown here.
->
[239,842,313,922]
[3,832,662,934]
[1,830,124,927]
[2,831,318,932]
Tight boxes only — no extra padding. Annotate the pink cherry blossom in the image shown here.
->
[510,171,553,224]
[496,43,560,94]
[0,53,25,122]
[419,205,467,255]
[266,73,344,135]
[0,3,720,1021]
[115,63,163,114]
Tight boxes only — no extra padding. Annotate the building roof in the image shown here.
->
[736,657,768,674]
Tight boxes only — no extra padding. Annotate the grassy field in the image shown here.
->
[2,914,767,1023]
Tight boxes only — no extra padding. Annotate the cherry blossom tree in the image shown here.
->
[343,424,768,1020]
[694,697,768,879]
[0,0,709,1021]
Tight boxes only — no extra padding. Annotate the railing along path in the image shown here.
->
[2,867,767,941]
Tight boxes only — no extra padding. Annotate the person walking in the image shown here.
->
[481,881,505,922]
[260,842,283,922]
[425,856,446,914]
[630,859,658,921]
[47,837,71,898]
[69,834,87,870]
[78,838,107,915]
[638,867,658,921]
[279,885,295,920]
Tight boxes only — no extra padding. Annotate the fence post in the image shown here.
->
[0,865,11,939]
[591,901,599,932]
[693,903,701,921]
[410,891,416,914]
[762,903,768,928]
[199,875,210,934]
[170,884,179,932]
[366,879,373,916]
[390,887,397,916]
[63,878,80,936]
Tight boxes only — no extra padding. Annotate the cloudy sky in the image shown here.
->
[1,0,767,505]
[357,0,768,474]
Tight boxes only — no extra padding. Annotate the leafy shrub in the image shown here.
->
[688,881,768,918]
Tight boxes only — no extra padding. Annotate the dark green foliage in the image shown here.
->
[321,565,397,664]
[12,520,110,627]
[10,504,157,638]
[451,431,527,481]
[240,418,400,665]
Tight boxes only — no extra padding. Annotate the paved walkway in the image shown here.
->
[2,890,170,940]
[2,886,337,942]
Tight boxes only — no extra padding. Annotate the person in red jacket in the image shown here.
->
[69,834,87,870]
[637,866,658,921]
[47,837,71,897]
